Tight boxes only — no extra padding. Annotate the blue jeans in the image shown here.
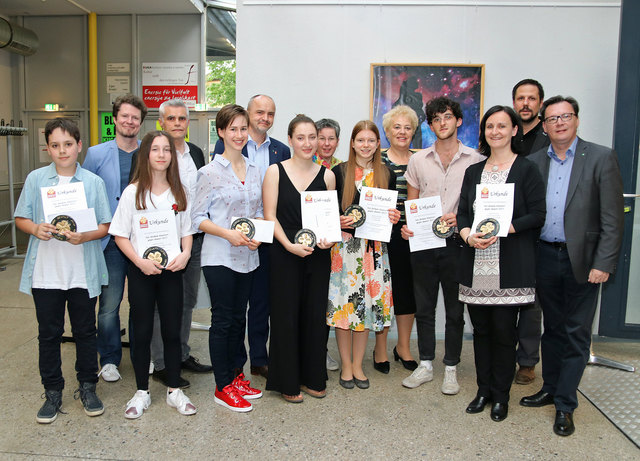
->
[97,237,127,367]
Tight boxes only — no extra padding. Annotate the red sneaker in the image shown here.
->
[233,373,263,400]
[214,384,252,412]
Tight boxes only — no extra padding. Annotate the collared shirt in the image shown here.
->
[405,141,484,216]
[520,121,546,157]
[312,154,342,170]
[540,137,578,242]
[246,134,272,180]
[191,154,263,273]
[15,162,112,298]
[176,141,198,202]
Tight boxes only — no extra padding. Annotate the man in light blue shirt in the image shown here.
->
[83,94,147,383]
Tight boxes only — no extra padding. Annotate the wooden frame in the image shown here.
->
[370,63,485,149]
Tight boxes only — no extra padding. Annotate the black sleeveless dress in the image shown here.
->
[266,163,331,395]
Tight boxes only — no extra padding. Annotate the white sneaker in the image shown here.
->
[124,390,150,419]
[148,362,154,374]
[402,365,433,388]
[326,352,339,371]
[441,367,460,395]
[98,363,121,382]
[166,388,197,416]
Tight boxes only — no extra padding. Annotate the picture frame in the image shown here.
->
[370,63,485,150]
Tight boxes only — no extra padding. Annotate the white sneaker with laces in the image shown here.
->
[166,388,197,416]
[124,390,150,419]
[326,352,339,371]
[402,365,433,388]
[441,366,460,395]
[98,363,121,382]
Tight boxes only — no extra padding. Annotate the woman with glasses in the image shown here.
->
[457,106,545,422]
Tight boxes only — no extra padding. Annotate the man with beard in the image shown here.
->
[510,79,550,385]
[512,79,550,156]
[213,94,291,379]
[401,97,483,394]
[83,94,147,382]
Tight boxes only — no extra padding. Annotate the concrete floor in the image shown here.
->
[0,257,638,460]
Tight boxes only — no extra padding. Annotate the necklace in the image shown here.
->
[487,154,516,172]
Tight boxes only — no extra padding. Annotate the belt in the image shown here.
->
[541,240,567,249]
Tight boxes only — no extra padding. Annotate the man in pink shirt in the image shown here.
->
[401,97,483,394]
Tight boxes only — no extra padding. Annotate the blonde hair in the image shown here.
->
[382,105,419,138]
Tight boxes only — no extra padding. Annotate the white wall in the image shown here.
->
[237,1,621,160]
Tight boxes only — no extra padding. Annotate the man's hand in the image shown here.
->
[588,269,610,284]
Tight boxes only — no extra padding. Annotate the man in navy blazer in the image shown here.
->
[83,94,147,383]
[521,96,624,437]
[213,94,291,378]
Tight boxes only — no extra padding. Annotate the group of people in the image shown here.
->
[16,79,624,438]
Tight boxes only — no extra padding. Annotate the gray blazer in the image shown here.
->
[529,137,624,283]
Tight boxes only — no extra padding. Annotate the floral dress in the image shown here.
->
[327,166,394,331]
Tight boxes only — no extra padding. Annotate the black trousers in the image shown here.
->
[203,265,254,391]
[468,304,519,404]
[387,228,416,315]
[537,242,599,412]
[32,288,98,390]
[266,242,330,395]
[411,240,464,365]
[127,265,183,390]
[516,300,542,367]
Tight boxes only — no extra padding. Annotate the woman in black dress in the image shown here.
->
[262,114,336,403]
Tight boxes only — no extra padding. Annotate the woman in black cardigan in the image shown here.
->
[457,106,545,422]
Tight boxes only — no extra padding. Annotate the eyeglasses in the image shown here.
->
[544,113,576,124]
[431,114,455,124]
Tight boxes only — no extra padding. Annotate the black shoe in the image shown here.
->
[393,347,418,371]
[181,355,213,373]
[339,374,355,389]
[520,390,554,407]
[250,365,269,379]
[74,382,104,417]
[490,402,508,422]
[553,411,575,436]
[152,369,190,388]
[466,395,491,414]
[373,351,390,374]
[36,389,63,424]
[353,376,370,389]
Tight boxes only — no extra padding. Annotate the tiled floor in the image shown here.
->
[0,257,638,460]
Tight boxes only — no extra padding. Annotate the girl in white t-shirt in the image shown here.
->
[109,131,196,419]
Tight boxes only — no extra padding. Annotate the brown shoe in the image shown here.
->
[250,365,268,379]
[300,385,326,399]
[515,365,535,385]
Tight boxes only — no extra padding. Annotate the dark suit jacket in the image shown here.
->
[333,162,397,237]
[457,156,546,288]
[213,136,291,165]
[529,137,624,283]
[129,141,205,182]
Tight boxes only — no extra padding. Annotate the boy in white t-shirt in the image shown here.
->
[15,118,112,424]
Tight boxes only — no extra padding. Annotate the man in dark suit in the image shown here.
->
[521,96,624,437]
[511,79,551,385]
[213,94,291,378]
[139,99,212,388]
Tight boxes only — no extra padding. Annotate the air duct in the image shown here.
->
[0,17,39,56]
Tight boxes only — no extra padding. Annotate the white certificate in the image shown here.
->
[231,217,275,244]
[355,187,398,243]
[40,182,88,217]
[471,183,514,238]
[133,210,181,267]
[404,196,447,252]
[46,208,98,234]
[300,190,342,243]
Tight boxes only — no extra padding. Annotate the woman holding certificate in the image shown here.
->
[191,104,263,413]
[109,131,197,419]
[380,105,419,373]
[328,120,401,389]
[457,106,545,422]
[262,114,336,403]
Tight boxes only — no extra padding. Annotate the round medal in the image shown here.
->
[295,228,317,248]
[476,218,500,239]
[344,204,366,228]
[143,246,169,266]
[432,216,454,238]
[51,215,77,241]
[231,217,256,239]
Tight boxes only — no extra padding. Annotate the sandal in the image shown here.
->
[300,385,326,399]
[281,393,303,403]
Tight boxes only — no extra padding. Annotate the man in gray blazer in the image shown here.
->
[520,96,624,437]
